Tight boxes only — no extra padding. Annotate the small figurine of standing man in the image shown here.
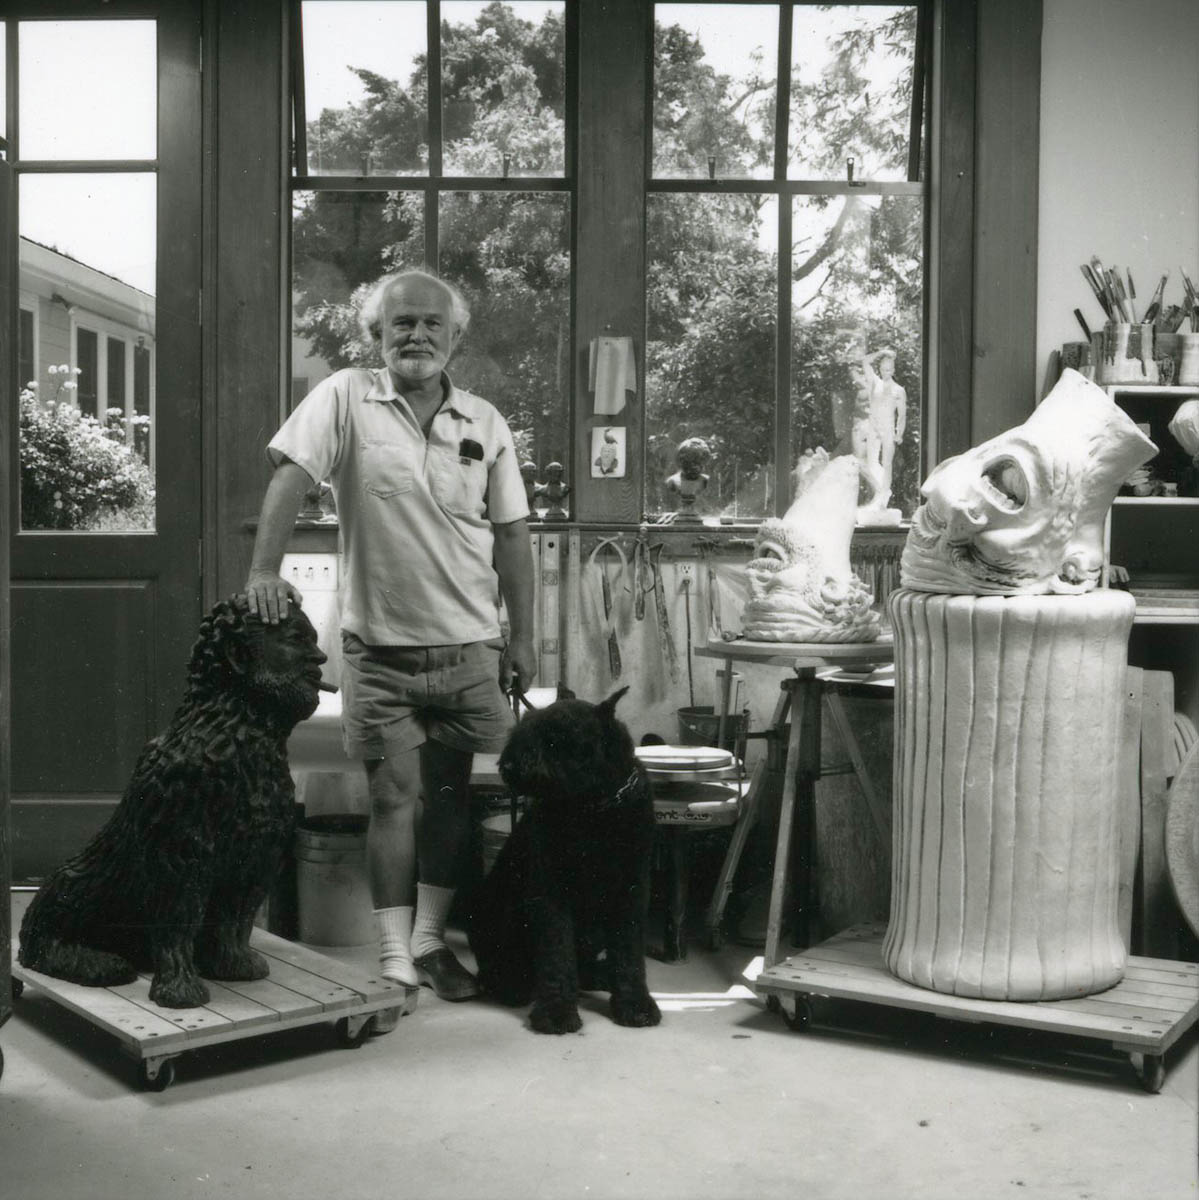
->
[855,345,906,524]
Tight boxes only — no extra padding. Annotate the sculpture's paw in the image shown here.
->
[611,992,661,1028]
[149,973,210,1009]
[198,946,270,982]
[529,1000,583,1035]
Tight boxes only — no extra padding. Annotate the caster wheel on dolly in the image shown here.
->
[764,994,781,1015]
[139,1058,176,1092]
[336,1015,374,1048]
[1135,1053,1165,1094]
[781,994,813,1032]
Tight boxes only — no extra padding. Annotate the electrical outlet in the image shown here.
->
[280,553,339,592]
[677,561,695,581]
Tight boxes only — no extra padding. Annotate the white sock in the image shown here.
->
[374,905,417,986]
[411,883,455,959]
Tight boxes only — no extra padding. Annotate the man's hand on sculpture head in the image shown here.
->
[245,571,304,626]
[501,634,538,694]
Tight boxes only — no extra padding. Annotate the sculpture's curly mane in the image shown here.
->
[185,594,258,701]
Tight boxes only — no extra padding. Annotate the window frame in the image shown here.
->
[645,1,931,521]
[282,0,982,528]
[286,0,579,487]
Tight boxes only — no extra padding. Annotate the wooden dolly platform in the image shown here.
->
[755,924,1199,1093]
[10,928,416,1091]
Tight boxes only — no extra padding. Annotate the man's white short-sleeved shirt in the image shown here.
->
[268,367,529,646]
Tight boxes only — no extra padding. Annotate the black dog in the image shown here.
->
[469,686,662,1034]
[19,597,327,1008]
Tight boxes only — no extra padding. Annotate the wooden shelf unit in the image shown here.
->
[1102,384,1199,623]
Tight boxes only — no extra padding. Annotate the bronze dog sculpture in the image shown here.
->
[19,596,327,1008]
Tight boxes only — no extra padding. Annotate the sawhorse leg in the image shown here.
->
[703,682,791,948]
[764,670,822,968]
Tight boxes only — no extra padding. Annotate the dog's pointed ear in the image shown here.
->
[598,686,630,719]
[556,681,576,702]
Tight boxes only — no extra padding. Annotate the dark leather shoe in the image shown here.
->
[413,948,480,1001]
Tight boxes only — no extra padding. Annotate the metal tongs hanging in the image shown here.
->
[587,536,628,680]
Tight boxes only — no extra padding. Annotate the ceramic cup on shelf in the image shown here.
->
[1178,332,1199,386]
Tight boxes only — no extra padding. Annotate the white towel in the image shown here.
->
[589,335,636,415]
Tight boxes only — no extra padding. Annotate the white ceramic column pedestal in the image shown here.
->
[883,588,1134,1000]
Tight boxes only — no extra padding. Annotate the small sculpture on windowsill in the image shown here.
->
[661,436,711,524]
[535,461,570,521]
[521,460,539,514]
[298,479,335,523]
[853,346,906,526]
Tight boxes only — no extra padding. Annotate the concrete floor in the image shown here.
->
[2,889,1197,1200]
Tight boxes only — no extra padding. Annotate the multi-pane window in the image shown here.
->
[290,0,572,485]
[647,2,927,521]
[14,17,157,531]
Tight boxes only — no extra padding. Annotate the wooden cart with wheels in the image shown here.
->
[755,924,1199,1094]
[10,928,416,1091]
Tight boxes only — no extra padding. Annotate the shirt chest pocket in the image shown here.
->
[360,440,415,498]
[429,446,487,518]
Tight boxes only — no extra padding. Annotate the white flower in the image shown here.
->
[72,367,82,375]
[48,365,60,376]
[54,500,63,509]
[26,381,37,389]
[53,491,61,499]
[63,381,77,391]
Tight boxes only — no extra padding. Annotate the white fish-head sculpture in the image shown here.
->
[741,449,881,642]
[901,369,1156,595]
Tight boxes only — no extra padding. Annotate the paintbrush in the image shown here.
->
[1126,268,1136,318]
[1073,308,1093,341]
[1143,273,1168,325]
[1081,264,1112,319]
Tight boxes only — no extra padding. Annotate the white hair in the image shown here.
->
[357,269,472,344]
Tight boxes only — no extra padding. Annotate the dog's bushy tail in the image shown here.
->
[18,935,138,987]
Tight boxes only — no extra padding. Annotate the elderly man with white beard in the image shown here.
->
[244,269,536,1006]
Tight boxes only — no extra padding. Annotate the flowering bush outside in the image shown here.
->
[20,365,155,531]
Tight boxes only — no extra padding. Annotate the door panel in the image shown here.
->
[8,4,201,880]
[10,581,155,794]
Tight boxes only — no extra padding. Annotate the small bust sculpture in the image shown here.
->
[664,436,711,523]
[520,459,539,511]
[741,448,881,643]
[535,461,570,520]
[901,368,1157,595]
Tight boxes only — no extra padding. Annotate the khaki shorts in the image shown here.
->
[340,634,515,759]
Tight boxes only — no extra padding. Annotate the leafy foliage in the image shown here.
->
[20,370,155,531]
[292,2,924,517]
